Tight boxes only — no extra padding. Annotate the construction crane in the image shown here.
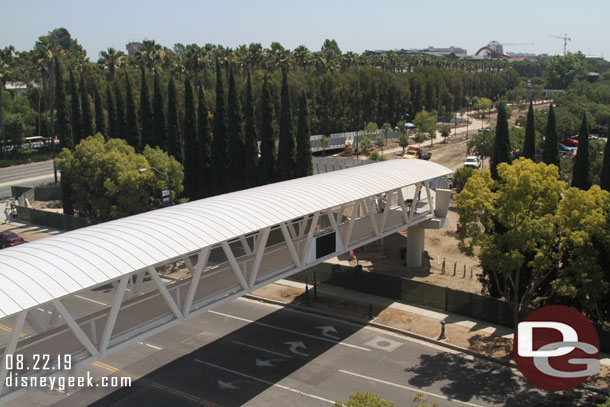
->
[550,34,571,56]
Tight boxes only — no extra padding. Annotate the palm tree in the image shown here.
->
[135,40,161,71]
[98,47,124,81]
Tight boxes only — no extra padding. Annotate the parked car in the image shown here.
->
[558,143,576,152]
[563,138,579,147]
[0,231,25,248]
[463,156,481,169]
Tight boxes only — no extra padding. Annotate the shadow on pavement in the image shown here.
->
[404,351,602,406]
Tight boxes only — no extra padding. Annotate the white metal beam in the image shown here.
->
[222,241,249,291]
[301,211,320,264]
[148,266,183,320]
[379,190,394,234]
[249,227,270,288]
[280,222,302,269]
[183,247,210,315]
[367,197,380,237]
[398,188,408,224]
[287,220,298,241]
[344,200,360,247]
[424,180,433,214]
[326,207,344,249]
[98,276,129,354]
[408,183,422,224]
[0,310,27,395]
[53,299,99,357]
[239,236,253,256]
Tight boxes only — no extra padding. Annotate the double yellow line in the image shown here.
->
[0,323,27,337]
[151,382,221,406]
[92,360,118,372]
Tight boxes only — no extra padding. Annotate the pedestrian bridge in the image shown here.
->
[0,159,452,402]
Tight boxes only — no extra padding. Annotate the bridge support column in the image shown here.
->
[406,224,425,269]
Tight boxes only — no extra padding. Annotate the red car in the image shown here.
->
[0,231,25,248]
[563,138,579,147]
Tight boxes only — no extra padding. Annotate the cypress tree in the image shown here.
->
[125,72,141,149]
[542,103,560,169]
[490,103,511,180]
[114,80,126,141]
[258,76,276,185]
[183,75,199,199]
[69,70,82,146]
[572,113,592,190]
[106,85,117,140]
[227,65,244,191]
[80,74,94,139]
[94,84,106,138]
[522,101,536,160]
[167,76,184,163]
[601,129,610,192]
[197,85,212,197]
[295,91,313,178]
[55,57,72,150]
[140,67,153,148]
[212,59,229,195]
[153,71,167,150]
[243,71,258,189]
[277,67,296,181]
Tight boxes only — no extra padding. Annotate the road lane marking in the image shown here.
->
[74,295,108,306]
[194,359,334,404]
[0,323,27,337]
[339,369,483,407]
[233,341,292,359]
[151,382,220,406]
[208,310,370,352]
[138,341,164,350]
[92,361,118,372]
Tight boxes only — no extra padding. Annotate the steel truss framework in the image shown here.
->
[0,180,446,401]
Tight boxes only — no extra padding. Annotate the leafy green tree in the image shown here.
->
[227,65,244,191]
[413,110,437,146]
[374,134,385,155]
[277,67,296,181]
[554,186,610,322]
[542,103,560,169]
[167,76,184,163]
[182,75,198,199]
[295,91,312,178]
[0,46,15,156]
[55,56,72,150]
[125,72,141,150]
[490,103,511,180]
[80,74,94,139]
[359,135,373,156]
[197,85,212,197]
[413,131,427,146]
[212,59,229,194]
[522,101,536,160]
[57,134,183,221]
[335,392,396,407]
[114,80,125,141]
[601,131,610,192]
[152,71,166,150]
[258,76,276,185]
[456,159,564,329]
[320,135,331,156]
[94,84,106,138]
[398,131,409,154]
[439,124,451,143]
[571,112,591,190]
[69,69,82,146]
[452,166,475,193]
[139,67,153,147]
[545,53,585,89]
[243,72,259,187]
[473,97,492,117]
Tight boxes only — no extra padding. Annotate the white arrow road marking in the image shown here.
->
[217,379,251,390]
[255,358,284,367]
[285,341,309,357]
[317,325,340,340]
[196,359,334,404]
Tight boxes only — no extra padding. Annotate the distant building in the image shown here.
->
[420,46,467,57]
[4,81,31,97]
[126,42,142,56]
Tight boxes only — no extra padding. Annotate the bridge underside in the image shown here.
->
[0,181,451,401]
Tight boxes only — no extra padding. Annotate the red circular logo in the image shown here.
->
[513,305,600,391]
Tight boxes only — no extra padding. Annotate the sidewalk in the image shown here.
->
[250,279,610,392]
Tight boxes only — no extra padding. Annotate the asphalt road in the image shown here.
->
[0,160,57,200]
[5,295,599,407]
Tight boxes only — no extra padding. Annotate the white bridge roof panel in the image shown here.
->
[0,159,452,318]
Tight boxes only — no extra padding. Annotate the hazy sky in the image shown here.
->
[3,0,609,60]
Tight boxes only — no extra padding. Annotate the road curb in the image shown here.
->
[244,294,609,397]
